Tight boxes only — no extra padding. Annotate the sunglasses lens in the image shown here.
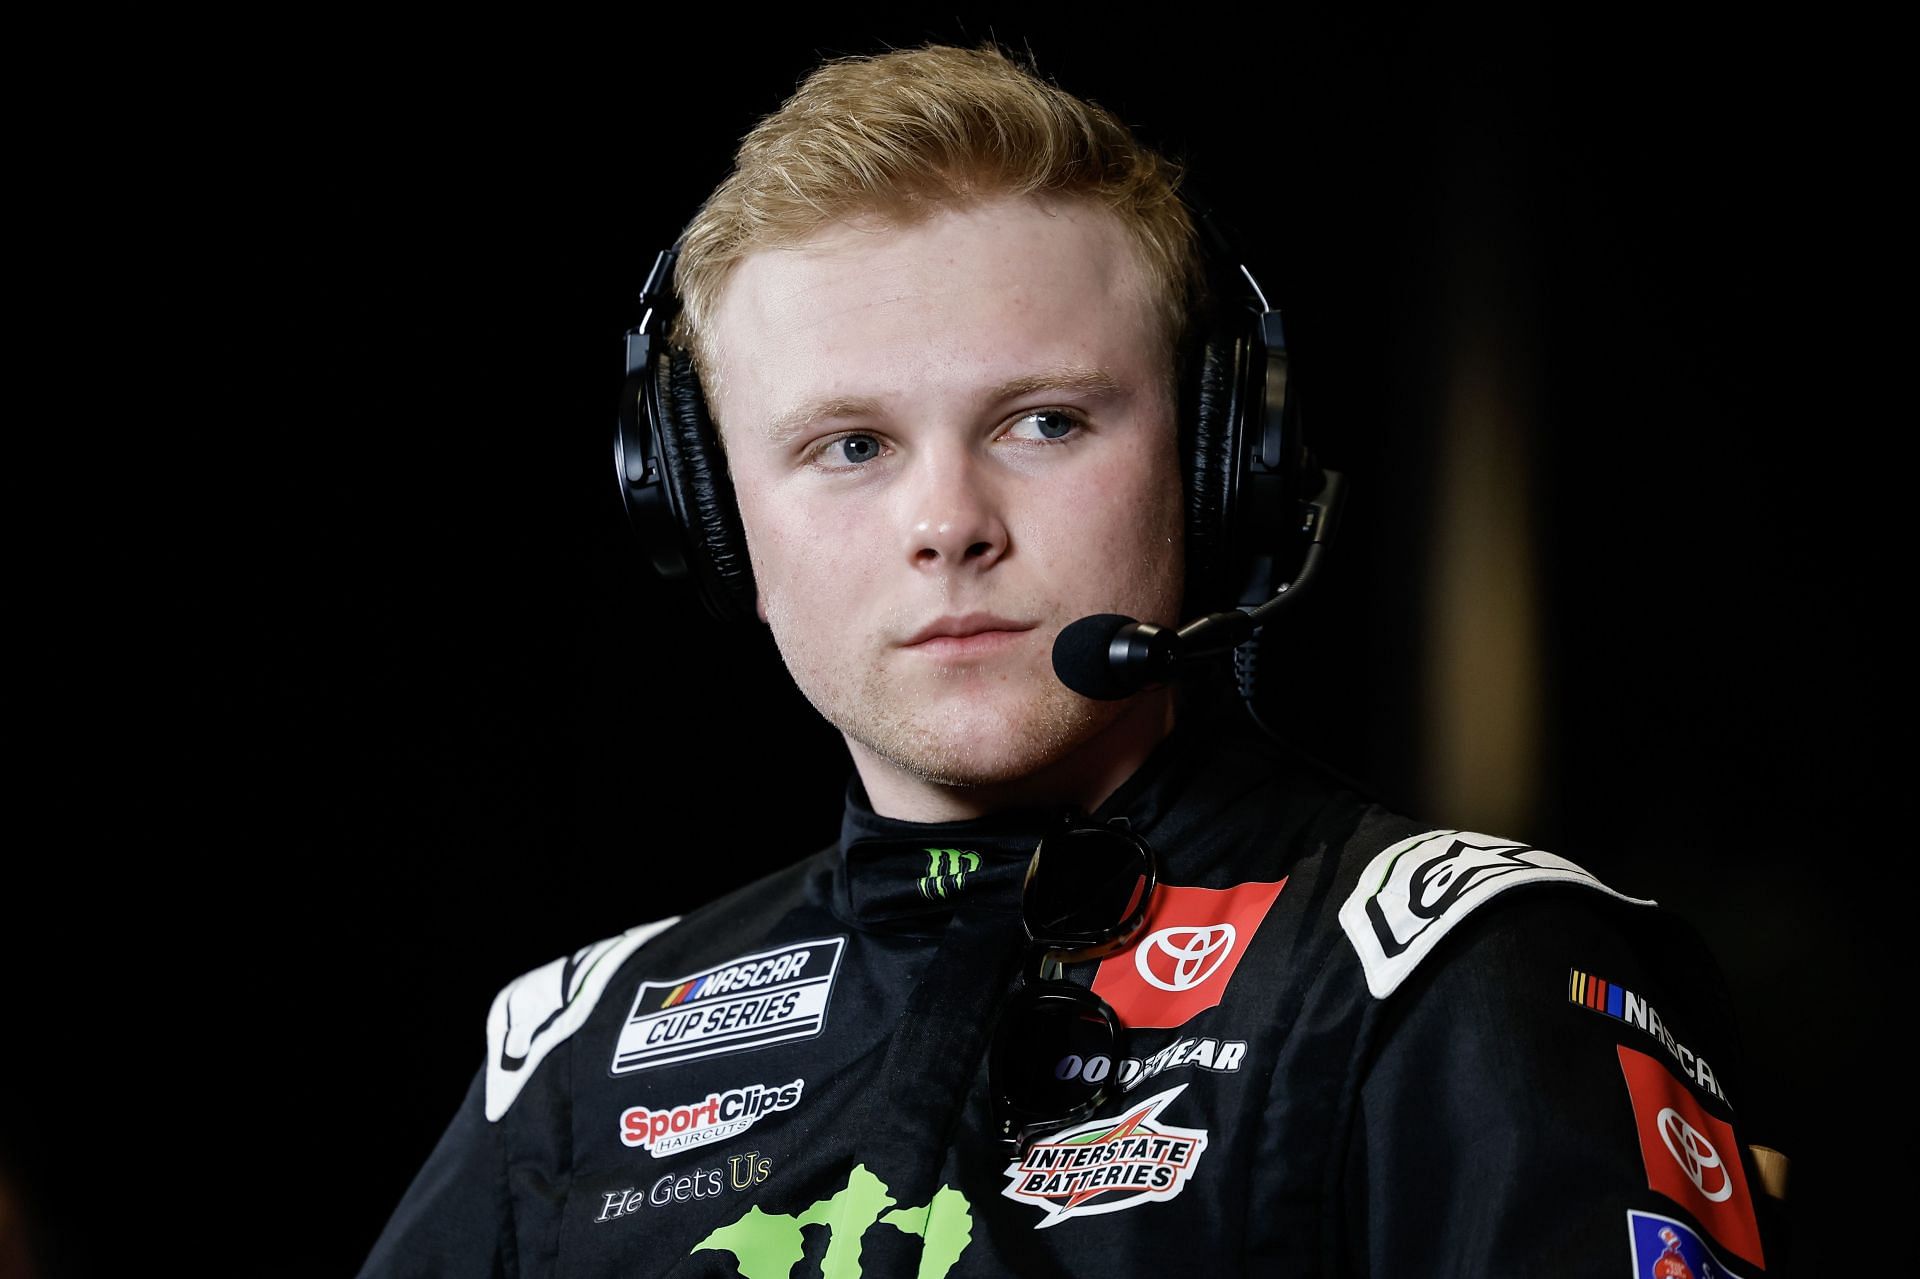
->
[990,984,1121,1145]
[1023,826,1154,949]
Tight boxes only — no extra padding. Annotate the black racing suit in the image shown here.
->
[361,715,1787,1276]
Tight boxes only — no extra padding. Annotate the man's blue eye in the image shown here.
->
[838,435,880,464]
[1017,411,1076,440]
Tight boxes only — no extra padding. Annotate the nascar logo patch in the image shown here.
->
[611,938,845,1075]
[1001,1084,1208,1227]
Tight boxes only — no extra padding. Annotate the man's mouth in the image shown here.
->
[901,614,1037,657]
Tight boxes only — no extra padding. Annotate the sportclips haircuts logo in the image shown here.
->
[1001,1084,1208,1227]
[620,1079,803,1158]
[612,938,845,1074]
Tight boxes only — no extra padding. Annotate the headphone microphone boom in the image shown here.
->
[1051,469,1345,700]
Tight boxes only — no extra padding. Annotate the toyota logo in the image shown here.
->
[1657,1107,1731,1202]
[1136,924,1237,992]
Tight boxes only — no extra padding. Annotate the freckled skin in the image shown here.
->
[707,195,1185,821]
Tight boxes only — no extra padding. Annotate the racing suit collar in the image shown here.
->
[835,715,1204,930]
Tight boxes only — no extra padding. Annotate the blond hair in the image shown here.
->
[670,43,1202,398]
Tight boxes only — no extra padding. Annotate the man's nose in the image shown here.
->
[902,446,1010,573]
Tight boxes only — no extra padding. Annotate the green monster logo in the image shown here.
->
[693,1164,973,1279]
[917,848,980,900]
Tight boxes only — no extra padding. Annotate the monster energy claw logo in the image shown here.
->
[917,848,980,900]
[694,1164,973,1278]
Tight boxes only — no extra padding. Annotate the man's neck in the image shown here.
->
[847,691,1179,823]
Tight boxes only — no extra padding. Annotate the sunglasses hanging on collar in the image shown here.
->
[988,818,1158,1156]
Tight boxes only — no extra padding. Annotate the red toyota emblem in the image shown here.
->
[1092,880,1285,1029]
[1656,1107,1732,1202]
[1136,924,1237,991]
[1616,1044,1764,1270]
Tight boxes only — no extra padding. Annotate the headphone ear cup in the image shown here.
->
[1181,322,1241,612]
[655,344,759,621]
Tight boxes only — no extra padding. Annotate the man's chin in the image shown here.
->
[839,689,1122,792]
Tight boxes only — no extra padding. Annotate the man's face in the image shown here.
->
[706,194,1185,794]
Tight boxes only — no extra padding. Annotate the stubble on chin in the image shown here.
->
[840,659,1118,790]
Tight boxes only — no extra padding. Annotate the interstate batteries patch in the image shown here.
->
[1001,1084,1208,1228]
[611,938,845,1075]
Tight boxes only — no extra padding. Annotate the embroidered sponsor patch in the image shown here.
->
[693,1164,972,1275]
[594,1151,775,1223]
[1339,829,1652,999]
[1117,1036,1247,1091]
[1090,881,1285,1029]
[1617,1045,1766,1270]
[1627,1209,1751,1278]
[1001,1084,1209,1227]
[1571,969,1729,1108]
[620,1078,804,1157]
[486,917,681,1121]
[612,937,845,1075]
[916,847,981,900]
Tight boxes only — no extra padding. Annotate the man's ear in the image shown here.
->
[756,592,769,624]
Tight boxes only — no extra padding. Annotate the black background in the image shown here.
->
[9,8,1892,1275]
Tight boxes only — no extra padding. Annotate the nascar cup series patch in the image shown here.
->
[1001,1084,1208,1228]
[1338,829,1653,999]
[612,938,845,1075]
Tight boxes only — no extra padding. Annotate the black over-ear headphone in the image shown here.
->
[614,197,1332,629]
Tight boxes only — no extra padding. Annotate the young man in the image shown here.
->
[362,44,1785,1277]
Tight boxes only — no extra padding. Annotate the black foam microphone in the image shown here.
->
[1052,615,1153,700]
[1052,611,1259,700]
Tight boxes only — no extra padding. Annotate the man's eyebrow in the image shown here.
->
[760,366,1126,447]
[989,365,1125,403]
[763,395,886,449]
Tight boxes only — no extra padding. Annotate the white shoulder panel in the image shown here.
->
[1338,830,1653,1000]
[484,916,680,1121]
